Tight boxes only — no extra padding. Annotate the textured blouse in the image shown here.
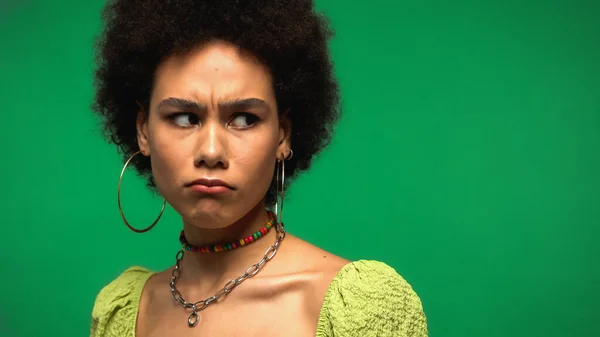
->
[90,260,428,336]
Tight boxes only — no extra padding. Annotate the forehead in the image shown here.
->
[151,40,274,104]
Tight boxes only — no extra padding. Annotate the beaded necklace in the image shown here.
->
[179,211,276,253]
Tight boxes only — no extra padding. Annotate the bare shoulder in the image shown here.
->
[278,234,349,275]
[274,235,348,293]
[270,234,350,320]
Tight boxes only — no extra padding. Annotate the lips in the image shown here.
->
[186,178,233,189]
[185,178,234,195]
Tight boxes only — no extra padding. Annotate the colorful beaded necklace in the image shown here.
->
[179,211,276,253]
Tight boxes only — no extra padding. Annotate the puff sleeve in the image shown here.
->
[90,266,153,337]
[316,260,428,337]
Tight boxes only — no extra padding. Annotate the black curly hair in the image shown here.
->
[93,0,340,206]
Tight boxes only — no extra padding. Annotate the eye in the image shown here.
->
[169,113,200,127]
[229,113,259,129]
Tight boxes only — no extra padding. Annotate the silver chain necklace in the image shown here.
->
[169,223,286,327]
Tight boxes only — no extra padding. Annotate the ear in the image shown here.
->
[277,109,292,160]
[136,101,151,156]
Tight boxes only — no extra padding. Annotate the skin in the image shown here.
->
[135,40,348,336]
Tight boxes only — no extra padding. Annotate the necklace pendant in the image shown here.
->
[188,311,199,327]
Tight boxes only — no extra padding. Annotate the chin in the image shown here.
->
[186,199,251,228]
[187,199,228,223]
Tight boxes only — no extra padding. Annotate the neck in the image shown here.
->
[177,203,277,287]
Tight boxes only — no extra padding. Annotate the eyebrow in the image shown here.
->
[157,97,204,111]
[157,97,269,112]
[219,98,269,111]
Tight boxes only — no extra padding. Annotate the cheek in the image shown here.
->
[234,135,278,185]
[147,124,193,189]
[238,153,276,201]
[238,151,274,175]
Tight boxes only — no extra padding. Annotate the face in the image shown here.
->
[136,40,291,228]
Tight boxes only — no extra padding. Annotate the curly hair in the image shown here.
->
[92,0,340,205]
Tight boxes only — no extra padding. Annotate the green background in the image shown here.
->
[1,0,598,336]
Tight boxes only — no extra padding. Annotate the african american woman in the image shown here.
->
[90,1,427,336]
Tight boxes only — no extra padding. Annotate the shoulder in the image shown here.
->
[90,266,154,337]
[317,260,428,337]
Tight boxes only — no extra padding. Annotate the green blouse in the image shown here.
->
[90,260,428,336]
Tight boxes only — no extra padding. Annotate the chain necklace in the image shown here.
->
[169,222,286,327]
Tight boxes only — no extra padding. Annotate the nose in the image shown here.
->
[194,120,229,169]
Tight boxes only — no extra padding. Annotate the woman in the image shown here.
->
[90,0,427,336]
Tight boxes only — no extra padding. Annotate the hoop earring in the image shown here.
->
[117,150,166,233]
[274,150,292,233]
[275,158,285,226]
